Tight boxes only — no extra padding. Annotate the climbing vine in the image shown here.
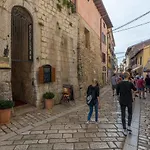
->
[56,0,76,13]
[0,0,7,9]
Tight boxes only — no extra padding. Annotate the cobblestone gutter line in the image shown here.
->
[138,93,150,150]
[123,98,141,150]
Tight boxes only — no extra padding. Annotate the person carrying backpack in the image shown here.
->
[86,79,100,124]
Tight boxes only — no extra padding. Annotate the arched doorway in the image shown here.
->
[11,6,34,106]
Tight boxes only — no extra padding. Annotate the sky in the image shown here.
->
[103,0,150,64]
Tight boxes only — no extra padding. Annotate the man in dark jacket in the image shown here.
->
[117,72,136,136]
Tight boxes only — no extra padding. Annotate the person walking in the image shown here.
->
[117,72,136,136]
[137,76,146,99]
[111,74,117,96]
[86,79,100,124]
[129,77,136,101]
[145,75,150,93]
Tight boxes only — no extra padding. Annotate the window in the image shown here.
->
[102,53,106,63]
[140,57,142,65]
[135,58,138,64]
[102,32,106,45]
[84,28,90,48]
[109,56,111,63]
[109,44,111,50]
[103,66,106,71]
[103,22,106,28]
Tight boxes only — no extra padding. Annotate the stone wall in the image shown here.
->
[0,0,79,107]
[77,17,102,97]
[0,70,11,100]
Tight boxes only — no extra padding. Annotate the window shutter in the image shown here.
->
[51,67,56,82]
[39,67,44,84]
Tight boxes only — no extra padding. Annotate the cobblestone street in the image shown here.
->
[0,86,127,150]
[138,92,150,150]
[0,0,150,149]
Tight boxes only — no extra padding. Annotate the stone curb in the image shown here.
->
[123,98,141,150]
[0,86,110,143]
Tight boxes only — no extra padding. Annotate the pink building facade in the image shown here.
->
[76,0,101,37]
[76,0,113,88]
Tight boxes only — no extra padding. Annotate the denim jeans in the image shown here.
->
[87,101,98,122]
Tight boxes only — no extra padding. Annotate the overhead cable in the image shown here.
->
[113,10,150,31]
[114,21,150,33]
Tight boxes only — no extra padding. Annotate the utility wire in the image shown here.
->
[114,21,150,33]
[115,52,125,54]
[113,10,150,31]
[117,56,125,59]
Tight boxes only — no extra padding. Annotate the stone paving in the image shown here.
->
[0,98,88,140]
[0,85,107,139]
[0,86,126,150]
[138,92,150,150]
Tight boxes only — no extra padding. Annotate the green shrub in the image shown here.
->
[0,100,14,109]
[43,92,55,99]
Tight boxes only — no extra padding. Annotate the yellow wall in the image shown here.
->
[143,46,150,66]
[136,46,150,67]
[107,49,112,69]
[136,46,150,76]
[137,52,143,66]
[107,30,112,69]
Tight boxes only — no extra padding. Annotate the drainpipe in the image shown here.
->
[107,32,109,84]
[100,17,102,85]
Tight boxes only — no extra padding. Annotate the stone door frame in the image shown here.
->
[5,0,40,107]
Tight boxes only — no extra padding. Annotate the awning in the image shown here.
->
[143,60,150,72]
[131,65,143,72]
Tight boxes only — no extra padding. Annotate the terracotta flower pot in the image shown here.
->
[45,99,54,109]
[0,109,11,125]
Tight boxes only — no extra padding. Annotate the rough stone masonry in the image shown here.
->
[0,0,79,107]
[0,0,103,107]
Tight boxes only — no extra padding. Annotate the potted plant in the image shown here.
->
[0,100,14,124]
[43,92,55,109]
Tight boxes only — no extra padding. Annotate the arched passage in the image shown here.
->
[11,6,34,106]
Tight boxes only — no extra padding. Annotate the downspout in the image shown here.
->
[107,31,109,83]
[100,17,102,85]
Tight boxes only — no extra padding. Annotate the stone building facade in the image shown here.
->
[0,0,114,107]
[77,18,102,95]
[0,0,79,107]
[76,0,102,95]
[107,28,115,82]
[76,0,113,94]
